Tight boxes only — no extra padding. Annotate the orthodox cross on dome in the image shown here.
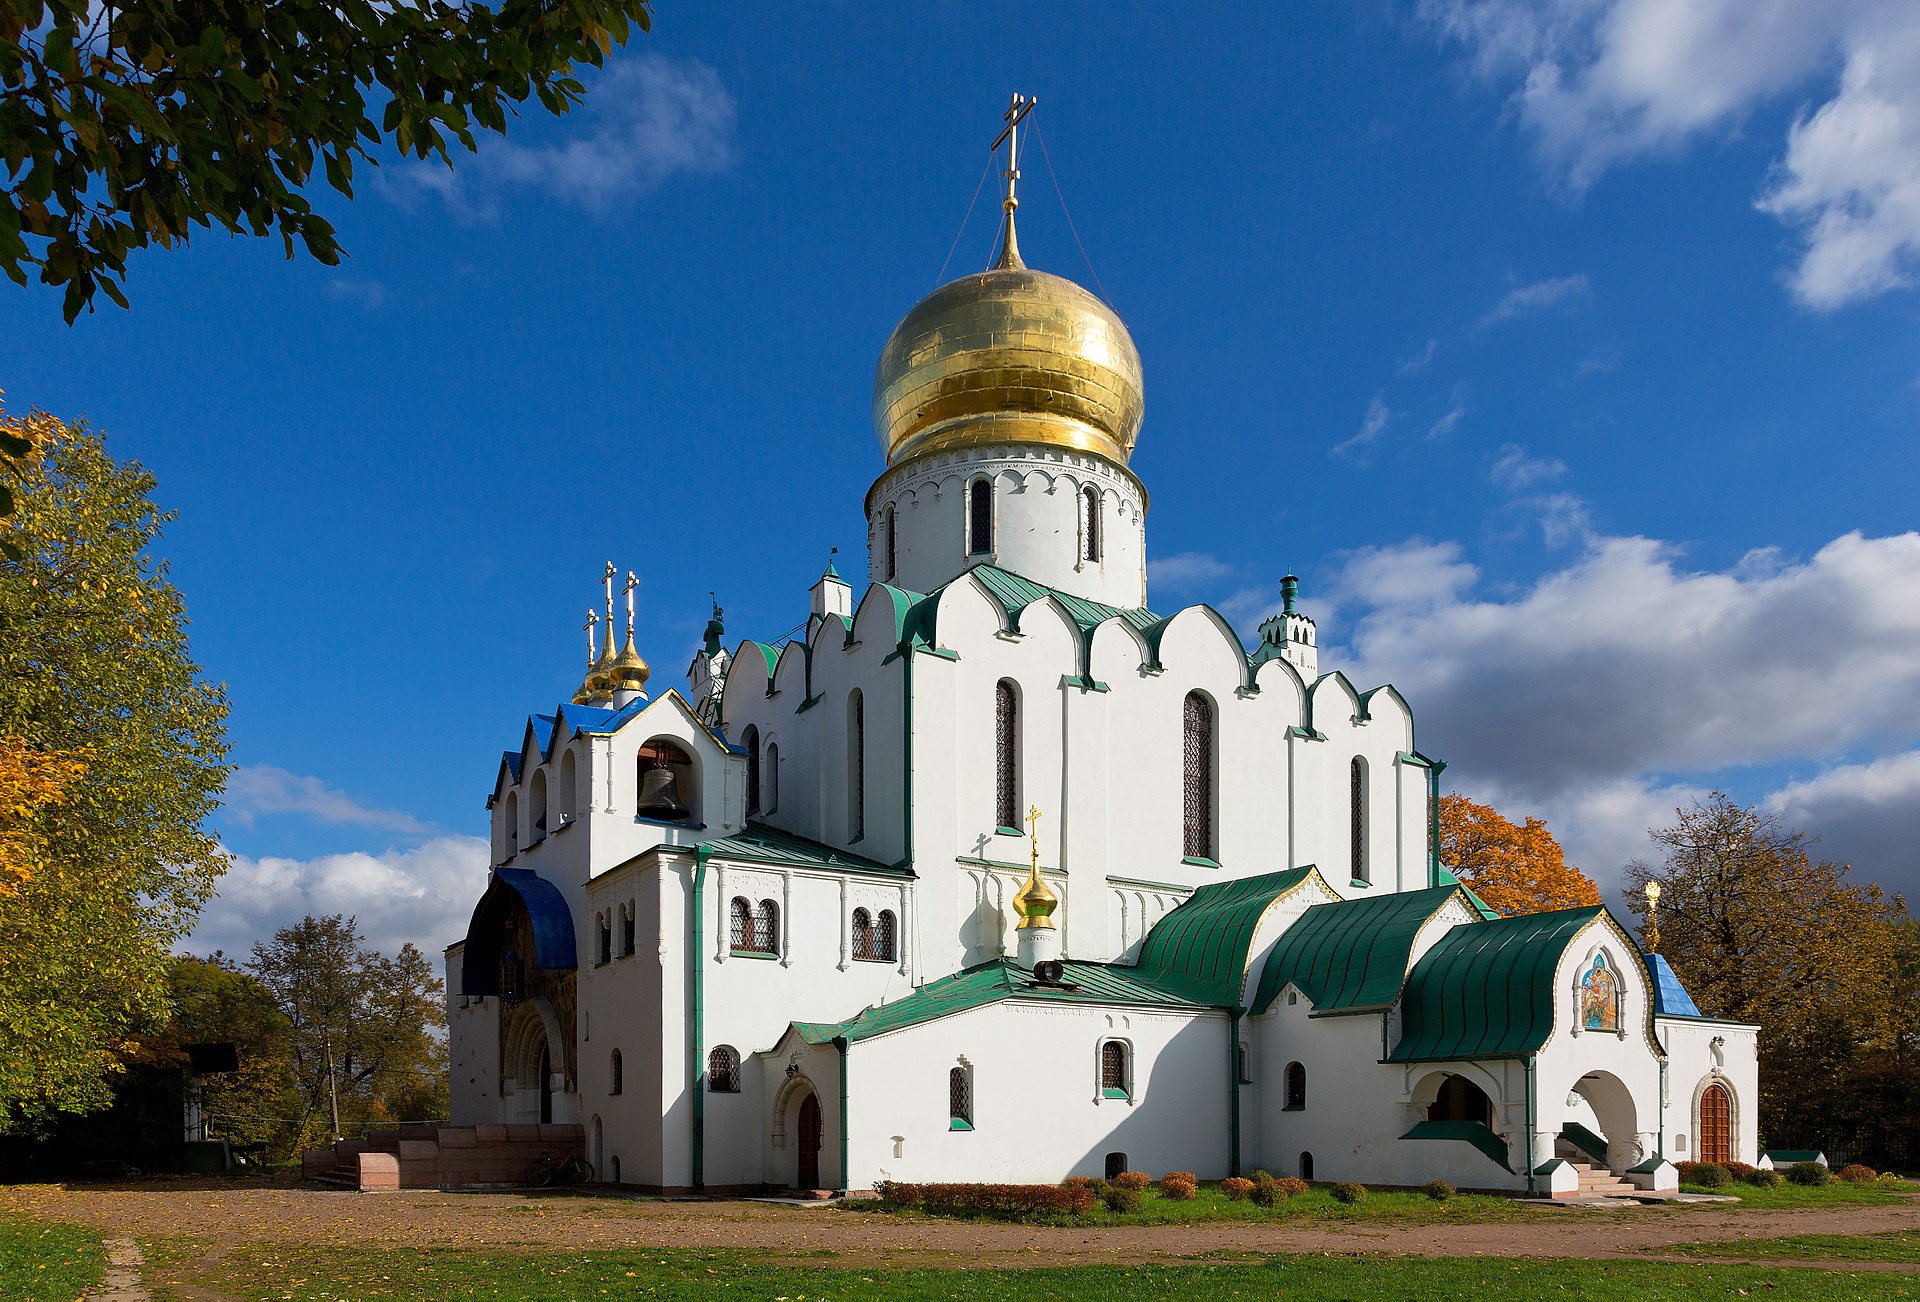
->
[990,92,1035,269]
[600,560,618,659]
[623,569,639,640]
[1644,880,1662,954]
[1025,803,1042,872]
[582,609,599,669]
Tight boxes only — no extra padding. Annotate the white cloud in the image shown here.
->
[187,836,492,964]
[1479,273,1590,326]
[1489,442,1567,491]
[324,277,386,311]
[1765,749,1920,885]
[224,765,433,835]
[1398,339,1440,377]
[386,53,737,220]
[1422,0,1920,309]
[1331,529,1920,887]
[1331,393,1394,463]
[1427,403,1467,441]
[1149,552,1236,590]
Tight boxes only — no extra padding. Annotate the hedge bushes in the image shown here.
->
[1787,1161,1831,1187]
[1743,1168,1783,1188]
[1330,1182,1367,1205]
[1220,1177,1255,1201]
[1677,1161,1731,1188]
[874,1181,1095,1215]
[1837,1163,1879,1184]
[1111,1171,1152,1191]
[1421,1180,1455,1202]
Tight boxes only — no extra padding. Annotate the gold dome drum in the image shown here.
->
[873,265,1145,468]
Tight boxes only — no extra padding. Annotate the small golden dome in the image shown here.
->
[873,256,1144,469]
[1012,865,1058,930]
[609,633,650,693]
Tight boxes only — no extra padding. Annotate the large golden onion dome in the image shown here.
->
[873,224,1144,469]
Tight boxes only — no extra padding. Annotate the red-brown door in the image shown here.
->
[797,1093,822,1190]
[1698,1083,1732,1164]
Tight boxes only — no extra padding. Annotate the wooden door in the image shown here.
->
[1698,1083,1731,1164]
[797,1093,822,1189]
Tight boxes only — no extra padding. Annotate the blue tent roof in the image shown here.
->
[1643,952,1702,1017]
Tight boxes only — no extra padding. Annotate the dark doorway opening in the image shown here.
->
[797,1093,822,1189]
[1104,1152,1128,1179]
[1299,1151,1314,1181]
[1428,1074,1493,1128]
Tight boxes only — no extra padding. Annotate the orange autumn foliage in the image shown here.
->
[0,736,87,898]
[1438,793,1600,916]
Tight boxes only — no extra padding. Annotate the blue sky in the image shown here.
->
[5,2,1918,959]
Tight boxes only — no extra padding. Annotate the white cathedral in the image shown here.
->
[443,111,1757,1199]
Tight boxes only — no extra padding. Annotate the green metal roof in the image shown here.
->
[1388,906,1605,1063]
[967,564,1165,646]
[792,957,1217,1045]
[701,823,910,878]
[1435,866,1503,920]
[1134,868,1317,1007]
[1251,885,1464,1015]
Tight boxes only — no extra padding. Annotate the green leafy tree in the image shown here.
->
[162,953,298,1155]
[0,402,229,1131]
[1626,793,1912,1160]
[2,0,654,320]
[247,915,446,1149]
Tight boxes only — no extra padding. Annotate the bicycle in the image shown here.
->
[523,1150,594,1187]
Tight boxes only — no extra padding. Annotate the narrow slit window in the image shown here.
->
[1350,757,1369,883]
[743,725,761,812]
[876,909,897,962]
[949,1066,972,1129]
[1182,693,1215,860]
[994,680,1018,830]
[848,691,865,840]
[885,507,898,581]
[1082,485,1101,562]
[968,480,993,556]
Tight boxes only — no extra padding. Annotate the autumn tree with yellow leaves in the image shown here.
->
[1438,792,1601,916]
[0,401,229,1129]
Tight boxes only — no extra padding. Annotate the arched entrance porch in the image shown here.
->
[772,1075,826,1191]
[1566,1071,1641,1173]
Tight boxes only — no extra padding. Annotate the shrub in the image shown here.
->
[1102,1184,1144,1213]
[1249,1176,1286,1208]
[1112,1171,1152,1191]
[1274,1177,1310,1198]
[1421,1179,1455,1202]
[1743,1168,1783,1188]
[873,1181,1095,1215]
[1062,1176,1099,1194]
[1220,1177,1255,1201]
[1330,1181,1367,1205]
[1249,1169,1273,1182]
[1838,1163,1878,1184]
[1787,1161,1831,1187]
[1160,1177,1197,1201]
[1683,1163,1731,1189]
[1725,1161,1756,1180]
[1160,1171,1198,1188]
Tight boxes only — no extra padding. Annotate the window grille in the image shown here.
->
[852,908,874,960]
[610,1050,623,1095]
[1350,757,1367,882]
[708,1046,740,1093]
[949,1066,970,1125]
[1182,693,1214,859]
[729,896,754,950]
[995,680,1018,829]
[876,909,897,962]
[756,899,780,953]
[1101,1041,1128,1097]
[1082,486,1101,561]
[968,480,992,555]
[885,507,898,581]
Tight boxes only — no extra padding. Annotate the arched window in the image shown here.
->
[764,742,779,810]
[597,912,612,965]
[620,903,635,956]
[968,479,993,556]
[1082,485,1101,562]
[708,1045,740,1093]
[1182,693,1215,860]
[1298,1151,1314,1181]
[1350,756,1369,883]
[609,1049,623,1096]
[847,690,865,840]
[529,769,548,839]
[852,907,875,960]
[876,909,897,962]
[1284,1061,1306,1110]
[949,1065,972,1129]
[1100,1041,1130,1099]
[503,790,519,854]
[636,738,696,824]
[742,725,761,812]
[757,899,780,953]
[558,748,577,822]
[884,506,898,581]
[994,679,1019,830]
[729,896,754,951]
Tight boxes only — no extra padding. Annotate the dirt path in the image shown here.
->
[7,1178,1920,1274]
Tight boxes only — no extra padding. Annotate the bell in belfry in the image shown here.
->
[636,760,690,821]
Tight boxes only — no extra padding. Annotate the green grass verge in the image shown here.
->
[1668,1228,1920,1264]
[849,1182,1537,1225]
[0,1218,106,1301]
[1676,1179,1918,1208]
[188,1243,1920,1300]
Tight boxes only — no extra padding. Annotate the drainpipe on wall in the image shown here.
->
[1426,758,1447,890]
[691,843,714,1191]
[1228,1010,1243,1178]
[1523,1053,1537,1197]
[834,1035,851,1195]
[1657,1058,1667,1163]
[896,642,914,874]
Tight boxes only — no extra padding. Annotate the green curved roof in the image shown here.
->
[1134,867,1317,1007]
[1388,906,1605,1063]
[1251,885,1463,1015]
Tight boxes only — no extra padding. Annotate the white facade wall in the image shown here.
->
[1658,1016,1762,1167]
[867,447,1149,608]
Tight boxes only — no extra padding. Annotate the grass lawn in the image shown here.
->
[1667,1228,1920,1264]
[182,1243,1920,1300]
[0,1217,105,1301]
[1675,1179,1918,1208]
[849,1181,1537,1225]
